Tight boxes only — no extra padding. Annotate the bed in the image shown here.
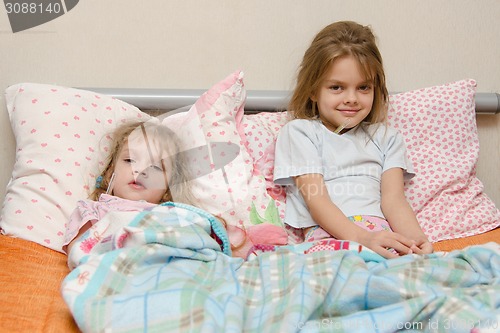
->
[1,71,499,332]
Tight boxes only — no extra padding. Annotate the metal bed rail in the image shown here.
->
[83,88,500,115]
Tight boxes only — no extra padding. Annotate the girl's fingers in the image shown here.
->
[385,236,412,255]
[375,246,400,259]
[365,232,427,258]
[392,233,427,254]
[410,244,423,254]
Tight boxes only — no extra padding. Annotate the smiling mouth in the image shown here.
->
[338,109,359,115]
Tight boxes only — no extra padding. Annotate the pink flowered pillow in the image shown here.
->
[388,79,500,242]
[162,71,288,257]
[1,83,150,252]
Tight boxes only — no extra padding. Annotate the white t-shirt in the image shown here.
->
[273,119,414,229]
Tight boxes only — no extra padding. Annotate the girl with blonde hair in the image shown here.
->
[63,120,196,255]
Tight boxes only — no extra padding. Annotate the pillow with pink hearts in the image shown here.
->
[1,83,150,252]
[388,79,500,242]
[244,79,500,244]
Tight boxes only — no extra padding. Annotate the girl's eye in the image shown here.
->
[329,85,342,91]
[359,85,372,92]
[151,165,163,172]
[148,162,164,172]
[124,158,134,163]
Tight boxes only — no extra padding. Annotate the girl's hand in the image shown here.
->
[357,230,419,259]
[410,239,434,255]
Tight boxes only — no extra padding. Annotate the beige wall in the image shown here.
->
[1,0,499,204]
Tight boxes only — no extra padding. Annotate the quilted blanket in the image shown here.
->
[62,203,500,333]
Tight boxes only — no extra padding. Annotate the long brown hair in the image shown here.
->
[289,21,388,125]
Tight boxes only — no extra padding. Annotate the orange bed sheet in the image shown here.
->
[432,227,500,251]
[0,235,79,333]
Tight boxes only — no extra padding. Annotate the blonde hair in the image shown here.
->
[90,121,194,205]
[289,21,388,125]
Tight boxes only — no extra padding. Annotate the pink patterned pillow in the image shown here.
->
[1,83,150,251]
[241,112,289,201]
[162,71,288,257]
[241,112,298,242]
[388,79,500,242]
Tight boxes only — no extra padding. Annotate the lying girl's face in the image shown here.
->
[111,132,170,204]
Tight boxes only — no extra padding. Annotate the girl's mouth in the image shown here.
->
[129,181,145,190]
[338,109,359,116]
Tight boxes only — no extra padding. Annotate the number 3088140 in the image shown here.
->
[5,2,62,14]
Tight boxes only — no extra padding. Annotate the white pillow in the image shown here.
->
[1,83,150,251]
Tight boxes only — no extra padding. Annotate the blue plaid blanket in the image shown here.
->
[62,204,500,333]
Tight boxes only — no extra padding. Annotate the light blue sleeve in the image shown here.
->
[382,128,415,180]
[273,120,325,185]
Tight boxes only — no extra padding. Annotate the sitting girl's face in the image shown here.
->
[314,55,374,133]
[111,130,170,204]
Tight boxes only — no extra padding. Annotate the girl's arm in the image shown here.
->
[64,220,94,255]
[295,173,418,258]
[380,168,434,254]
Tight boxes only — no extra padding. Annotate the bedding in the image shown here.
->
[1,72,500,332]
[0,235,79,333]
[1,230,498,333]
[61,206,500,332]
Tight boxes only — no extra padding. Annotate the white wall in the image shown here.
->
[1,0,499,204]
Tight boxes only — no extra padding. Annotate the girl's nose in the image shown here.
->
[344,90,358,104]
[133,168,148,176]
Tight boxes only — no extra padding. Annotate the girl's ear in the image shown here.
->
[310,88,319,102]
